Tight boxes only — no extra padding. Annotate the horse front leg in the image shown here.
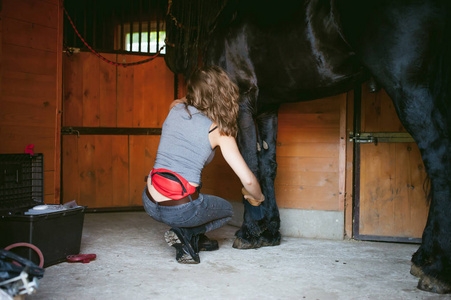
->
[233,107,281,249]
[232,102,267,249]
[255,110,281,246]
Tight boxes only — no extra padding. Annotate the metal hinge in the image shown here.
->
[349,132,415,144]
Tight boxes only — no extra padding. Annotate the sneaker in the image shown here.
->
[164,228,200,264]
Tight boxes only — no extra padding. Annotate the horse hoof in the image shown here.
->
[417,274,451,294]
[232,236,262,249]
[260,231,281,247]
[410,263,424,278]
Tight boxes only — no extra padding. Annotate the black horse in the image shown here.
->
[165,0,451,293]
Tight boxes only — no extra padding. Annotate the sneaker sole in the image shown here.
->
[177,251,199,264]
[164,230,181,247]
[165,230,200,264]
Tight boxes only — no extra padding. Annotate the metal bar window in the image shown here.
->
[63,0,166,55]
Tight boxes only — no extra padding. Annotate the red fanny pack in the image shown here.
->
[150,168,197,200]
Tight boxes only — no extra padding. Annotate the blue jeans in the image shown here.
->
[142,187,233,233]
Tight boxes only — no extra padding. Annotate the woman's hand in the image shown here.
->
[242,187,265,206]
[169,97,187,110]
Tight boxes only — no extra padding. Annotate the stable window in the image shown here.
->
[63,0,167,55]
[118,22,166,54]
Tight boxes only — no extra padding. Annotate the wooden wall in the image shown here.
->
[0,0,63,204]
[276,94,347,211]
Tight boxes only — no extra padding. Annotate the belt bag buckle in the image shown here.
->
[151,168,197,200]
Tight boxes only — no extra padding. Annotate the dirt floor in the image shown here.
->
[27,212,450,300]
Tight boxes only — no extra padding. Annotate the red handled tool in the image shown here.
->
[66,254,96,263]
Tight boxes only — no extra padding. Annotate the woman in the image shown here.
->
[142,66,264,264]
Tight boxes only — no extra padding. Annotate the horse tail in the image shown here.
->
[429,2,451,137]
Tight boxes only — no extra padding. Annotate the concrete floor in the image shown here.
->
[28,212,450,300]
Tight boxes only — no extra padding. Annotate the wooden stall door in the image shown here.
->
[355,84,429,242]
[62,54,173,209]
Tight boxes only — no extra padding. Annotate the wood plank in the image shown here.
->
[279,97,341,114]
[2,44,57,75]
[62,135,79,204]
[276,156,339,173]
[275,185,340,211]
[2,0,58,28]
[3,17,57,52]
[117,55,135,127]
[112,136,129,207]
[94,135,113,207]
[78,135,97,207]
[359,142,428,238]
[53,0,63,204]
[278,114,340,128]
[359,143,396,236]
[275,170,338,188]
[2,71,56,100]
[42,0,58,4]
[393,143,428,237]
[129,135,160,206]
[132,57,174,127]
[345,90,355,238]
[276,142,339,158]
[82,54,100,127]
[0,10,3,100]
[43,170,54,198]
[1,72,56,129]
[338,93,347,211]
[0,96,55,128]
[277,127,339,143]
[63,54,83,126]
[361,85,405,132]
[99,53,117,127]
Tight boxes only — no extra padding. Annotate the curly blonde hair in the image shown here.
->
[185,66,240,137]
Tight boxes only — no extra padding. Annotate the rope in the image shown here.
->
[63,6,165,68]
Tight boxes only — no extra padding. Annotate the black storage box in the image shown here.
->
[0,153,85,267]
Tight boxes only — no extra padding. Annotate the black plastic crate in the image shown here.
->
[0,153,44,212]
[0,207,85,267]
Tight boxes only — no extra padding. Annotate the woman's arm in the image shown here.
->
[212,132,265,204]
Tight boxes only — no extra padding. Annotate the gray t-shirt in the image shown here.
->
[153,103,216,184]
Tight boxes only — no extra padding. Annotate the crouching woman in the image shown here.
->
[142,66,264,264]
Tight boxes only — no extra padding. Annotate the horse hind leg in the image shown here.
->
[396,91,451,293]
